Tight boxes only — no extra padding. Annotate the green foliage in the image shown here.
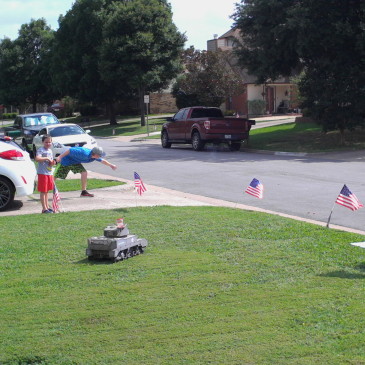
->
[1,206,365,363]
[52,0,185,125]
[1,113,17,120]
[248,99,266,115]
[173,47,246,108]
[51,0,105,103]
[224,109,236,116]
[0,19,56,110]
[233,0,365,133]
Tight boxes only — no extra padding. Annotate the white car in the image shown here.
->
[0,136,37,211]
[32,123,98,157]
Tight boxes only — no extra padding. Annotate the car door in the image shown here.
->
[167,108,188,140]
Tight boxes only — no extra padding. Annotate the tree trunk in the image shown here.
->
[139,87,146,127]
[107,102,117,125]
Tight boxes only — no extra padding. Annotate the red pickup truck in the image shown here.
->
[161,106,255,151]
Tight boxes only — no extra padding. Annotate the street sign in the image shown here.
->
[144,95,149,103]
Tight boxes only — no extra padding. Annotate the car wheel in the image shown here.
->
[0,176,15,211]
[191,132,205,151]
[229,142,241,151]
[161,130,172,148]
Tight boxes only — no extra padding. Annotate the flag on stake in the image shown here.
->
[245,178,264,199]
[327,184,363,228]
[134,172,147,196]
[52,183,61,212]
[335,184,363,211]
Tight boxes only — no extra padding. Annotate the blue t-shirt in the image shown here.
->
[60,147,102,166]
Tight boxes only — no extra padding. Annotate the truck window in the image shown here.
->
[206,108,224,118]
[191,108,223,118]
[174,109,186,120]
[191,109,207,118]
[14,117,22,128]
[24,117,37,127]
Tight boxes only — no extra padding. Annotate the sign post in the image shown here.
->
[144,95,150,136]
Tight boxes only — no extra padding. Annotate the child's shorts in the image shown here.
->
[54,164,86,179]
[38,174,54,192]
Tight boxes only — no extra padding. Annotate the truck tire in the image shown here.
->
[192,131,205,151]
[161,130,172,148]
[229,142,241,151]
[0,176,15,211]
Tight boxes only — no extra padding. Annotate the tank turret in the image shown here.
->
[86,218,148,262]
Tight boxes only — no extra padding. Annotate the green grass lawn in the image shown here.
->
[53,178,124,192]
[248,122,365,152]
[88,117,166,137]
[33,179,124,194]
[1,206,365,364]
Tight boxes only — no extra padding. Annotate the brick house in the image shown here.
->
[207,28,298,116]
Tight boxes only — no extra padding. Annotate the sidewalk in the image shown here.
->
[2,170,365,236]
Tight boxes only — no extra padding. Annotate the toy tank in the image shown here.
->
[86,219,148,262]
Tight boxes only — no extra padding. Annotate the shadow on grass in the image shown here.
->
[319,269,365,279]
[75,258,114,265]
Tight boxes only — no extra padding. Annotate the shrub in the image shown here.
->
[248,100,266,115]
[1,112,17,120]
[224,109,236,116]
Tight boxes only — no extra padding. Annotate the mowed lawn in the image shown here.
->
[1,206,365,364]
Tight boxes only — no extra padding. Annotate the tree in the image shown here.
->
[99,0,185,125]
[172,47,246,109]
[0,19,56,112]
[0,38,22,107]
[233,0,365,135]
[51,0,106,105]
[53,0,185,125]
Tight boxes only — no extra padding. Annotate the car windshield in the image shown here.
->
[24,115,59,127]
[50,125,85,137]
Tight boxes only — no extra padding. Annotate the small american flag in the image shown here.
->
[335,184,363,211]
[245,178,264,199]
[134,172,147,196]
[52,183,61,212]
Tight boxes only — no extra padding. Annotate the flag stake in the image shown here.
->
[326,202,336,228]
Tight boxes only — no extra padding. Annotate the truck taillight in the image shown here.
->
[204,121,210,129]
[0,150,25,161]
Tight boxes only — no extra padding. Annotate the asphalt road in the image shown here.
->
[89,136,365,232]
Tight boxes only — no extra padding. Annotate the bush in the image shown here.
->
[248,100,266,115]
[224,110,236,116]
[1,112,17,120]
